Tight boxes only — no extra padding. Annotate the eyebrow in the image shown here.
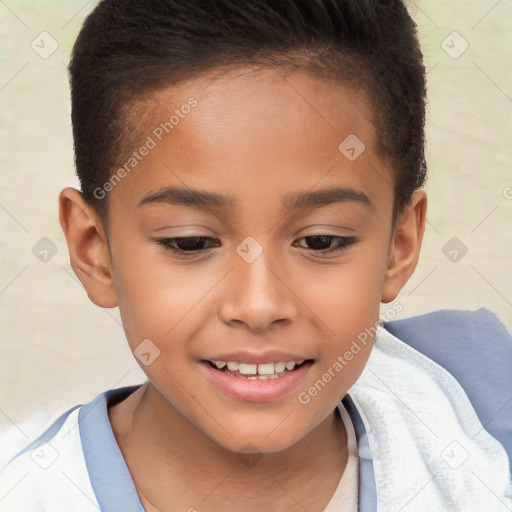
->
[138,185,372,211]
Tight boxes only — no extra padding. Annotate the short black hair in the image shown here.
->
[69,0,427,224]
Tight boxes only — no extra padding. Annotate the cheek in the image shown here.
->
[299,245,386,377]
[298,248,387,328]
[112,246,220,355]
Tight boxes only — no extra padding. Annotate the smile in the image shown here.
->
[207,359,307,380]
[201,359,314,402]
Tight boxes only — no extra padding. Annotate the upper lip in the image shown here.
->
[203,350,314,365]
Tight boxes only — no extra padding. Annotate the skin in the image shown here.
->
[59,66,426,511]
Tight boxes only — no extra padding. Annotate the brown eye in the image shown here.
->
[155,236,220,254]
[294,235,358,255]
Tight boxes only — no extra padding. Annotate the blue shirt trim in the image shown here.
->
[343,393,377,512]
[79,385,146,512]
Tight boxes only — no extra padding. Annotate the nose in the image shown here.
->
[218,248,298,332]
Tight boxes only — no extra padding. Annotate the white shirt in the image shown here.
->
[323,401,359,511]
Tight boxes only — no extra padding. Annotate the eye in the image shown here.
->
[154,236,219,255]
[293,235,358,255]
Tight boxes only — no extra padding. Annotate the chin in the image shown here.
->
[206,422,305,456]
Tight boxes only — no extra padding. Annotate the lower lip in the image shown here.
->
[199,361,313,403]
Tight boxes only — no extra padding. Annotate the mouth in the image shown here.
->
[200,358,315,403]
[205,359,313,380]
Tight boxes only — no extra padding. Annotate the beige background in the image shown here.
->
[1,1,511,465]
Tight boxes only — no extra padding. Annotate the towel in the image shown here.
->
[348,325,512,511]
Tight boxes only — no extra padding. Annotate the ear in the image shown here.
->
[58,187,118,308]
[381,190,427,303]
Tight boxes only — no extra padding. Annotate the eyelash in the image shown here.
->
[154,235,358,257]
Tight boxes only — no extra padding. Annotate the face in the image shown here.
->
[61,66,425,454]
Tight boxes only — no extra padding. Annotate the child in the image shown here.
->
[1,0,511,510]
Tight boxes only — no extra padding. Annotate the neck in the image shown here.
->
[109,382,348,512]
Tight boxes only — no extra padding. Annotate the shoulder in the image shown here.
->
[384,307,511,352]
[350,321,512,508]
[383,307,512,403]
[384,308,512,467]
[0,404,99,511]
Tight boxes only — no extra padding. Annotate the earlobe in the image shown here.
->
[381,190,427,303]
[58,187,118,308]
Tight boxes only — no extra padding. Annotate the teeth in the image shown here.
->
[274,362,286,373]
[247,374,280,380]
[257,362,276,375]
[211,359,306,376]
[238,363,258,375]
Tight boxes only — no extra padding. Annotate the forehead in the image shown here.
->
[109,65,393,219]
[151,65,377,157]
